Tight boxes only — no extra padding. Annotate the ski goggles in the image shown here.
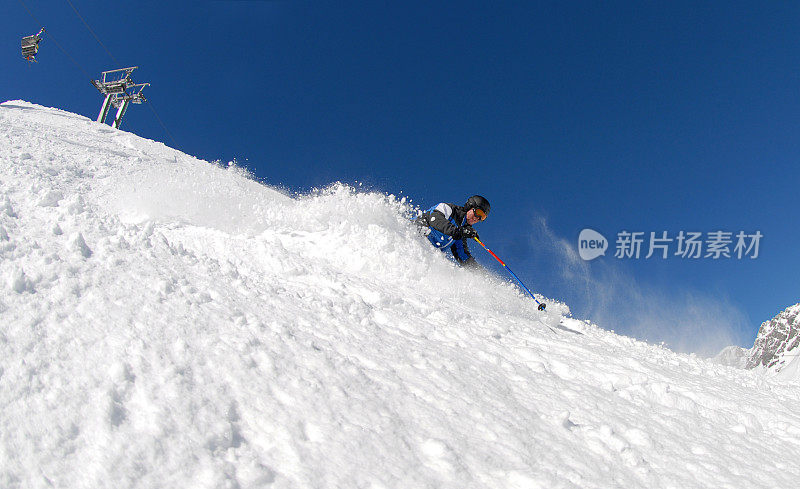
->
[473,208,487,221]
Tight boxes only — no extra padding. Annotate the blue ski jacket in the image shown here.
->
[417,202,475,265]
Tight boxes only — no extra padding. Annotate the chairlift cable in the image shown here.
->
[64,0,119,65]
[146,100,179,148]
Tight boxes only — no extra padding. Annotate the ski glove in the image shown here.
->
[453,225,478,241]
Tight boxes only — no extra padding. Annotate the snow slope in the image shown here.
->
[2,100,800,489]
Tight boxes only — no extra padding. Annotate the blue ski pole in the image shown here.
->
[473,237,546,311]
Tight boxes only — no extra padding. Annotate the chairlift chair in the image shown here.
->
[21,27,45,62]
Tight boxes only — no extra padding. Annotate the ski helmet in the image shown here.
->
[465,195,490,215]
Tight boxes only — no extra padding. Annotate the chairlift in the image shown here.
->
[91,67,147,126]
[21,27,45,62]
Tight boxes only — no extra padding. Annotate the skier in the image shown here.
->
[416,195,490,267]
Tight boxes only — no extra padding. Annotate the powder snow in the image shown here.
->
[1,101,799,489]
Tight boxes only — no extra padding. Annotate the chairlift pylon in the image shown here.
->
[91,67,149,128]
[21,27,45,62]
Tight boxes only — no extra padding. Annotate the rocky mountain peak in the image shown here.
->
[745,304,800,371]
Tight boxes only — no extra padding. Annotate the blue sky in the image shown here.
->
[4,1,799,354]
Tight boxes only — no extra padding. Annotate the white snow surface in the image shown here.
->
[2,100,800,489]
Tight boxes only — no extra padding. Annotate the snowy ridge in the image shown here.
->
[711,345,749,369]
[713,304,800,378]
[2,100,800,488]
[746,303,800,375]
